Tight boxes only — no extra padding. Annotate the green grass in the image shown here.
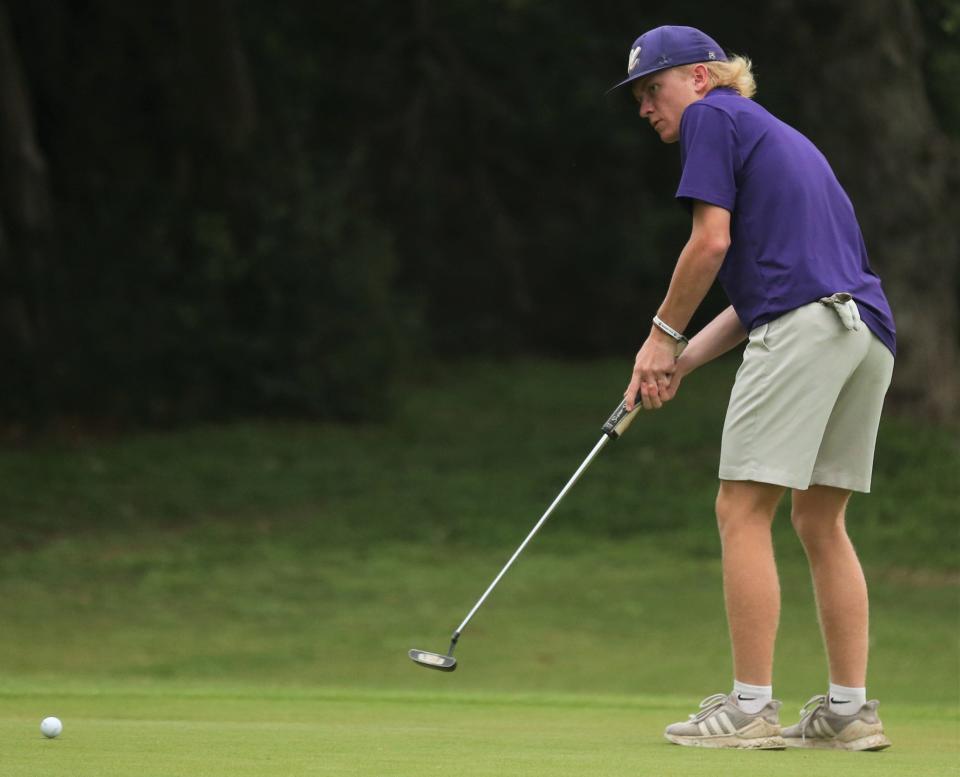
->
[0,357,957,775]
[2,686,957,777]
[1,538,957,704]
[2,357,957,565]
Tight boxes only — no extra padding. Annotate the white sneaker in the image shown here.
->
[664,693,786,749]
[782,694,892,751]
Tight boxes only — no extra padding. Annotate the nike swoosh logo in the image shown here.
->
[829,698,851,704]
[737,694,756,701]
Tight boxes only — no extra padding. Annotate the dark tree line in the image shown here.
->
[1,0,957,430]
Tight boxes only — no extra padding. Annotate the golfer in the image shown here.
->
[611,26,896,750]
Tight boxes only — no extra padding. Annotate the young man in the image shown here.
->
[609,26,896,751]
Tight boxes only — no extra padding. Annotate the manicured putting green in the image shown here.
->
[2,685,956,777]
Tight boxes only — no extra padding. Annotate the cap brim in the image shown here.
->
[605,65,670,96]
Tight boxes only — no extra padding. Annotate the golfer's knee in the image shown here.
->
[715,490,736,536]
[715,482,779,539]
[791,507,847,549]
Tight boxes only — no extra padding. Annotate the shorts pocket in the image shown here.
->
[750,321,774,350]
[748,324,770,345]
[758,312,792,350]
[763,317,780,349]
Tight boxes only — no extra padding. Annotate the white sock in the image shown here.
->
[828,683,866,715]
[733,680,772,714]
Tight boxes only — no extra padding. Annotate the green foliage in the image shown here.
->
[3,1,412,425]
[918,0,960,136]
[2,2,956,425]
[55,165,404,423]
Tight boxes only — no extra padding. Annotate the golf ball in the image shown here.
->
[40,717,62,738]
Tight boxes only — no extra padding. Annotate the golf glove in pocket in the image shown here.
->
[819,292,862,331]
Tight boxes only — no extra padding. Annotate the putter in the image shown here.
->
[409,393,646,672]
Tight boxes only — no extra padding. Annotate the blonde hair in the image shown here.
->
[683,55,757,98]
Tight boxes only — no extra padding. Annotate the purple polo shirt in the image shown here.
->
[676,87,896,355]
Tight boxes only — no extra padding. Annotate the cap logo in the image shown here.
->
[707,51,717,60]
[628,46,642,74]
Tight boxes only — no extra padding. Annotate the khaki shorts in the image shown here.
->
[719,300,894,493]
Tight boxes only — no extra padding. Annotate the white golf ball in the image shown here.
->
[40,716,62,738]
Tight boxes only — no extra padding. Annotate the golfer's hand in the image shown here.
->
[660,355,690,403]
[624,333,678,411]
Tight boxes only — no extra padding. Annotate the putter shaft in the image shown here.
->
[453,434,611,636]
[411,396,642,671]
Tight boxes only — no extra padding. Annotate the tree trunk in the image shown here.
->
[772,0,960,421]
[176,0,258,152]
[0,0,53,401]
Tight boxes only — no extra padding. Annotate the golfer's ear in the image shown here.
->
[691,63,711,94]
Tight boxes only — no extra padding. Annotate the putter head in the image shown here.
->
[408,648,457,672]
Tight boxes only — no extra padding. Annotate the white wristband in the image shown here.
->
[652,315,688,344]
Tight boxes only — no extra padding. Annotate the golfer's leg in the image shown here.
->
[791,485,867,687]
[716,480,786,686]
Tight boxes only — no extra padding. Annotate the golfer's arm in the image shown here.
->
[651,202,730,343]
[679,305,747,373]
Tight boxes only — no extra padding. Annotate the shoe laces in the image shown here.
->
[687,693,729,722]
[796,694,828,742]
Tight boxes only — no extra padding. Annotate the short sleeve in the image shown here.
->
[675,104,739,213]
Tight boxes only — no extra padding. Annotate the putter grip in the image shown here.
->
[603,341,687,438]
[601,397,641,438]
